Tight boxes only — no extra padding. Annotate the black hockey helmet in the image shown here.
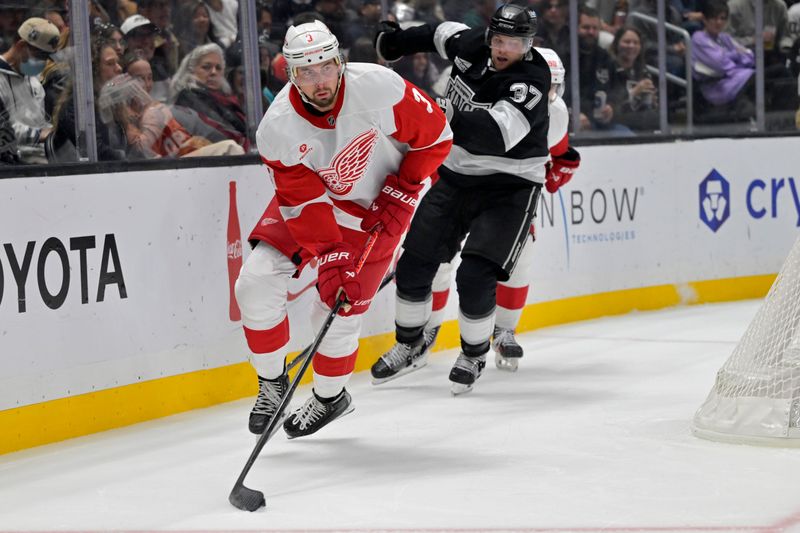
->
[488,4,538,40]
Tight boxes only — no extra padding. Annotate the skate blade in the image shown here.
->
[495,353,519,372]
[450,382,474,396]
[371,354,429,385]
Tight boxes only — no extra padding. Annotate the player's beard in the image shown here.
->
[310,91,336,109]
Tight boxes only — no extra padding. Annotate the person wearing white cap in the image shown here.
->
[0,17,60,164]
[121,14,174,102]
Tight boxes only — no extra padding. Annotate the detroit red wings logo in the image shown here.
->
[318,129,378,195]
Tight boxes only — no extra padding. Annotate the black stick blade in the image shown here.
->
[229,484,265,511]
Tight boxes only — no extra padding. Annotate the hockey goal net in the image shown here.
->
[692,235,800,446]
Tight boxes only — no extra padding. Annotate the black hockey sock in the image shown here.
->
[396,325,426,346]
[461,338,490,358]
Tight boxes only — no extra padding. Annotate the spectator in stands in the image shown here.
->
[92,20,126,58]
[120,54,244,158]
[728,0,793,66]
[0,97,20,165]
[569,6,634,135]
[691,0,756,123]
[692,0,798,127]
[138,0,181,76]
[204,0,239,48]
[270,0,316,44]
[44,8,69,38]
[92,0,136,26]
[462,0,495,28]
[0,17,60,165]
[174,0,223,59]
[313,0,357,49]
[42,28,71,117]
[412,0,446,26]
[535,0,570,63]
[347,0,383,45]
[51,38,129,161]
[394,52,440,96]
[258,38,285,106]
[789,0,800,45]
[171,43,249,149]
[670,0,703,34]
[257,2,274,43]
[121,14,173,101]
[628,0,686,75]
[347,36,381,63]
[608,25,659,131]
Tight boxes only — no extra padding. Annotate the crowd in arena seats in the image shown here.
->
[1,0,800,166]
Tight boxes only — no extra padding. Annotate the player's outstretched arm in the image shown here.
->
[374,21,439,63]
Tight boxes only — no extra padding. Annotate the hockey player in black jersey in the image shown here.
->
[372,4,552,394]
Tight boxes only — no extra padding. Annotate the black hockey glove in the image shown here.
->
[374,20,403,63]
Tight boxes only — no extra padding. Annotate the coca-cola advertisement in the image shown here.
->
[227,181,243,322]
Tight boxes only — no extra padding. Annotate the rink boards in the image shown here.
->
[1,136,798,454]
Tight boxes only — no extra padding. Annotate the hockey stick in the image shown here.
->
[229,229,381,512]
[284,269,395,373]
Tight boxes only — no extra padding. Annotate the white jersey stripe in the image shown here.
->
[433,22,470,60]
[458,308,495,345]
[488,100,532,152]
[503,186,539,270]
[278,193,331,221]
[331,204,364,231]
[443,145,548,183]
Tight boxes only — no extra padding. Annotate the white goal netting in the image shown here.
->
[692,235,800,446]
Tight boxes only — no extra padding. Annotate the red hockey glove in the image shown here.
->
[317,243,362,309]
[360,174,421,237]
[545,146,581,193]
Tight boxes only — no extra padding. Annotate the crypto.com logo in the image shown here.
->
[699,169,730,232]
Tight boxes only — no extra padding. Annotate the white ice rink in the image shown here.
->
[2,299,800,533]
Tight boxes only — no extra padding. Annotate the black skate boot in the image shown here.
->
[249,374,289,436]
[449,352,487,395]
[492,326,524,372]
[283,388,354,439]
[370,326,439,385]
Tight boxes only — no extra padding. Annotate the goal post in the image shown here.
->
[692,235,800,446]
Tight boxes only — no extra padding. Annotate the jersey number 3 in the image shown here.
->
[509,83,542,110]
[412,87,433,113]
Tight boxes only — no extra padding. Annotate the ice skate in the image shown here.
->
[370,326,440,385]
[249,374,289,437]
[449,352,486,395]
[283,388,354,439]
[492,326,524,372]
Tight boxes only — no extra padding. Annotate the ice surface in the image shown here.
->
[2,300,800,532]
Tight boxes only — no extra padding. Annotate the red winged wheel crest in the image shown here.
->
[318,129,378,195]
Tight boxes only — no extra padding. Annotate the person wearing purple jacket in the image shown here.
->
[692,0,798,124]
[691,0,754,106]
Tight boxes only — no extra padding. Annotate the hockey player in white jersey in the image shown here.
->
[371,46,580,384]
[372,5,552,395]
[235,20,451,438]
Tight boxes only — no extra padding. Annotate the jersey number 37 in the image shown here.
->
[509,83,543,110]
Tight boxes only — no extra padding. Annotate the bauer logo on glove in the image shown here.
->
[382,184,418,207]
[361,174,422,236]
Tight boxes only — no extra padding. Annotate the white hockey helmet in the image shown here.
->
[282,20,342,82]
[535,47,565,100]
